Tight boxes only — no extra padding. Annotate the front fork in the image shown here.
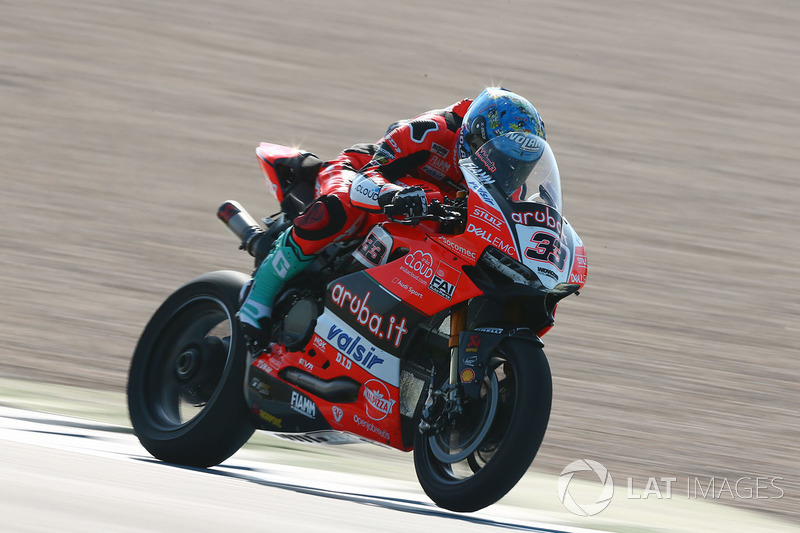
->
[448,301,468,385]
[419,302,468,434]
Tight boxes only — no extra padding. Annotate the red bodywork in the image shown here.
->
[246,144,586,451]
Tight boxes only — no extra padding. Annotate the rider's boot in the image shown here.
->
[237,227,313,343]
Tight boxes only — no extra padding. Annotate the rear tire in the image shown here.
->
[413,339,552,512]
[127,270,255,467]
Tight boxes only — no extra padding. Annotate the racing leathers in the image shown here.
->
[238,98,473,340]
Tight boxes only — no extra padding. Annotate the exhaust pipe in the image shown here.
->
[217,200,264,256]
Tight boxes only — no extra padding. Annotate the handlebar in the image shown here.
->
[384,198,467,228]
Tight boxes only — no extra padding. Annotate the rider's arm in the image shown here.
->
[348,115,446,212]
[349,171,403,212]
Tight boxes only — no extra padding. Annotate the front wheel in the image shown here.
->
[127,270,255,467]
[413,339,552,512]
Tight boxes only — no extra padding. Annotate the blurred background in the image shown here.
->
[1,0,798,523]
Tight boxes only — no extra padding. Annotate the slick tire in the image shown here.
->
[413,338,552,512]
[127,270,255,468]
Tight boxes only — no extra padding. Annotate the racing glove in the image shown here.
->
[383,186,428,218]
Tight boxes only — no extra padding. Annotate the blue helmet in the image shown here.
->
[458,87,546,159]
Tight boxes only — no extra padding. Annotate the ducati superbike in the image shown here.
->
[127,132,588,512]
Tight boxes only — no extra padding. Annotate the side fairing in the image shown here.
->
[509,204,586,290]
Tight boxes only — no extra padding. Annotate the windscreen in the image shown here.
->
[466,132,562,213]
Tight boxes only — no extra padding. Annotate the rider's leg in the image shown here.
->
[238,227,313,336]
[237,193,362,341]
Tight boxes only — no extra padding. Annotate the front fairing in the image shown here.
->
[459,133,587,292]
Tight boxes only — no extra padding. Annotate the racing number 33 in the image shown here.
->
[358,232,388,266]
[525,231,567,271]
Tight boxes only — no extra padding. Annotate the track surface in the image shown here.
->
[0,407,604,533]
[2,0,799,524]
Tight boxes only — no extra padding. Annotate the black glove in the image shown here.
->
[386,186,428,218]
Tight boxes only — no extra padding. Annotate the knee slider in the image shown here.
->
[293,195,348,241]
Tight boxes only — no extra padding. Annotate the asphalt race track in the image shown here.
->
[2,0,799,528]
[0,406,608,533]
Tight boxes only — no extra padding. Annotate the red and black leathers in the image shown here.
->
[291,99,472,256]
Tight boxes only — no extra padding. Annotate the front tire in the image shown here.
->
[413,339,552,512]
[127,270,255,467]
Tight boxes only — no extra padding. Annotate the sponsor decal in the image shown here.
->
[326,322,385,369]
[363,379,396,421]
[471,165,495,185]
[460,368,476,383]
[437,235,477,260]
[467,222,516,256]
[462,162,499,208]
[575,254,587,268]
[335,352,352,370]
[373,146,394,165]
[403,250,434,279]
[475,327,503,334]
[313,334,327,352]
[353,414,390,441]
[476,149,497,173]
[249,378,271,399]
[314,312,400,387]
[290,391,316,419]
[299,358,313,372]
[391,276,423,299]
[422,164,447,181]
[254,358,273,374]
[332,405,344,423]
[512,205,563,234]
[330,283,409,348]
[428,261,461,300]
[507,131,543,153]
[428,156,451,173]
[538,266,559,281]
[256,409,282,429]
[474,206,504,229]
[431,143,449,157]
[569,272,587,284]
[355,183,380,201]
[466,334,482,353]
[386,136,401,154]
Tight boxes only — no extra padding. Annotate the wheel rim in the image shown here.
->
[141,295,234,430]
[429,370,499,463]
[425,356,517,481]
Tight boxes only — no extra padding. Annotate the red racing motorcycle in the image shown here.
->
[127,132,587,512]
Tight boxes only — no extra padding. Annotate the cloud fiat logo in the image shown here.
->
[558,459,614,516]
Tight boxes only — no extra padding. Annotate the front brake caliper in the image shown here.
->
[418,383,465,435]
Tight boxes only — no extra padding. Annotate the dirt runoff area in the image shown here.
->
[1,0,798,524]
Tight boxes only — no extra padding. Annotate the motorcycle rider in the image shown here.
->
[238,87,546,343]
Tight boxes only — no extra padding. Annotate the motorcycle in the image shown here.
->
[127,131,587,512]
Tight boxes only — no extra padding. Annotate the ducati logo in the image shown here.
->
[332,405,344,423]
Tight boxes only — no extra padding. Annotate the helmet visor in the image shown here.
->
[464,132,562,212]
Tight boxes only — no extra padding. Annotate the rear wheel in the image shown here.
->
[413,339,552,512]
[127,270,254,467]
